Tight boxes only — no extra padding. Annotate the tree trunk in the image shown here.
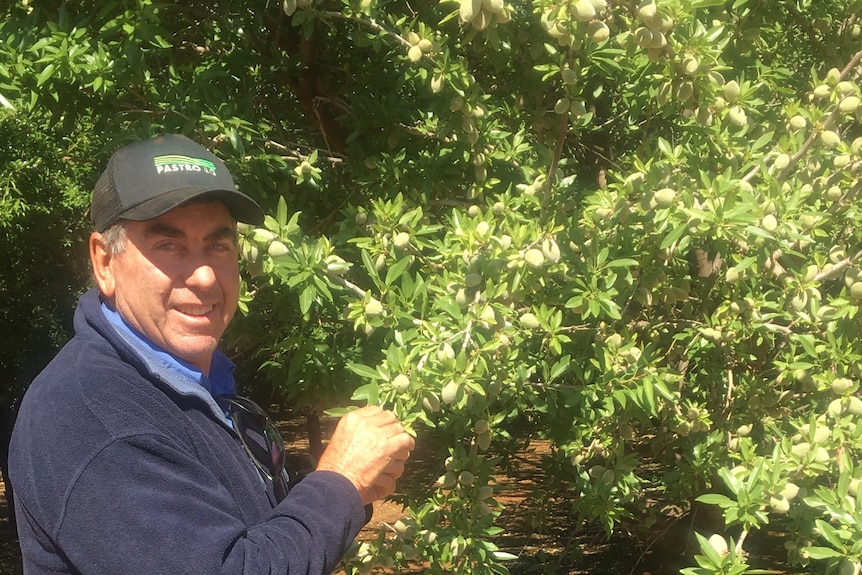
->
[305,410,323,465]
[0,406,16,533]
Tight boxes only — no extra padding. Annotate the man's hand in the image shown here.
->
[316,406,415,505]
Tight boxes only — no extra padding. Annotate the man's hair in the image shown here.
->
[101,221,128,256]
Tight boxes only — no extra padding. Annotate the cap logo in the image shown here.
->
[153,154,217,176]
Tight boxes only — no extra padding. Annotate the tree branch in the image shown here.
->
[743,47,862,184]
[323,270,367,298]
[813,249,862,283]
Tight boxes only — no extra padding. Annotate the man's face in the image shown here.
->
[94,201,240,375]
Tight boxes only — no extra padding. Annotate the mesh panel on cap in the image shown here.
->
[91,159,123,232]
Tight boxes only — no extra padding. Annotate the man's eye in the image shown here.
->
[155,242,180,251]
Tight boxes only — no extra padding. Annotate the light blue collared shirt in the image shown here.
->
[100,302,236,423]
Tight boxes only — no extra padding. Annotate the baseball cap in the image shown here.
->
[90,134,264,232]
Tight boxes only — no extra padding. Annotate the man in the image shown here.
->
[9,134,414,574]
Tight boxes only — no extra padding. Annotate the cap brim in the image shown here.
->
[118,187,264,226]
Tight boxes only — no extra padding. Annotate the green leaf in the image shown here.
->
[349,382,379,405]
[691,533,722,569]
[640,379,657,415]
[750,131,775,151]
[152,34,172,48]
[696,493,736,507]
[360,249,381,282]
[0,92,14,110]
[323,406,355,417]
[813,519,847,550]
[385,256,412,286]
[659,223,686,250]
[549,355,571,381]
[298,284,315,315]
[277,196,288,229]
[284,211,302,236]
[657,137,672,157]
[606,258,638,268]
[800,546,842,560]
[36,63,55,87]
[346,362,381,380]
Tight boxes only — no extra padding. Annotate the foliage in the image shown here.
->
[2,0,862,574]
[0,112,97,412]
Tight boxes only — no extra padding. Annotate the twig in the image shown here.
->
[759,322,793,335]
[460,318,475,355]
[545,111,568,210]
[323,270,367,298]
[734,527,749,556]
[724,368,735,412]
[320,10,412,48]
[264,139,345,163]
[813,249,862,283]
[415,352,429,373]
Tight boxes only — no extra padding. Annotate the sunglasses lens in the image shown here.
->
[220,396,289,502]
[264,427,285,470]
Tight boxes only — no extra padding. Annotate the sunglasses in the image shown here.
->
[219,395,289,503]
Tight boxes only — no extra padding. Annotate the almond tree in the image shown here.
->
[2,1,861,573]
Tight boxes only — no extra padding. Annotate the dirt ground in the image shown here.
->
[0,410,802,575]
[274,411,651,575]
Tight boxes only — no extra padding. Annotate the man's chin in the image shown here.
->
[169,338,221,372]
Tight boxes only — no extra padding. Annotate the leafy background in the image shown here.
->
[1,0,862,573]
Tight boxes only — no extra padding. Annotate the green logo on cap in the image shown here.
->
[154,155,217,175]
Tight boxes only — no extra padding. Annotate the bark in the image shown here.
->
[305,410,324,464]
[0,406,15,533]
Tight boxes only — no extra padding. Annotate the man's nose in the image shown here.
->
[186,258,218,288]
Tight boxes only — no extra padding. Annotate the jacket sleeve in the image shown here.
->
[55,434,368,575]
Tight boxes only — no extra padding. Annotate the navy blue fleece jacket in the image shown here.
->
[9,288,367,575]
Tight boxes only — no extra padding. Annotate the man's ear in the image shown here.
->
[89,232,116,298]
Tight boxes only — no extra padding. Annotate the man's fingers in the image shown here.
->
[389,427,415,448]
[347,406,405,434]
[352,404,390,423]
[374,473,396,494]
[320,406,417,504]
[389,448,411,463]
[384,458,406,477]
[352,406,415,447]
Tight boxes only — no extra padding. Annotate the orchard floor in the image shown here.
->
[0,409,807,575]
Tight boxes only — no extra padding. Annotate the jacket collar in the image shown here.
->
[79,288,234,424]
